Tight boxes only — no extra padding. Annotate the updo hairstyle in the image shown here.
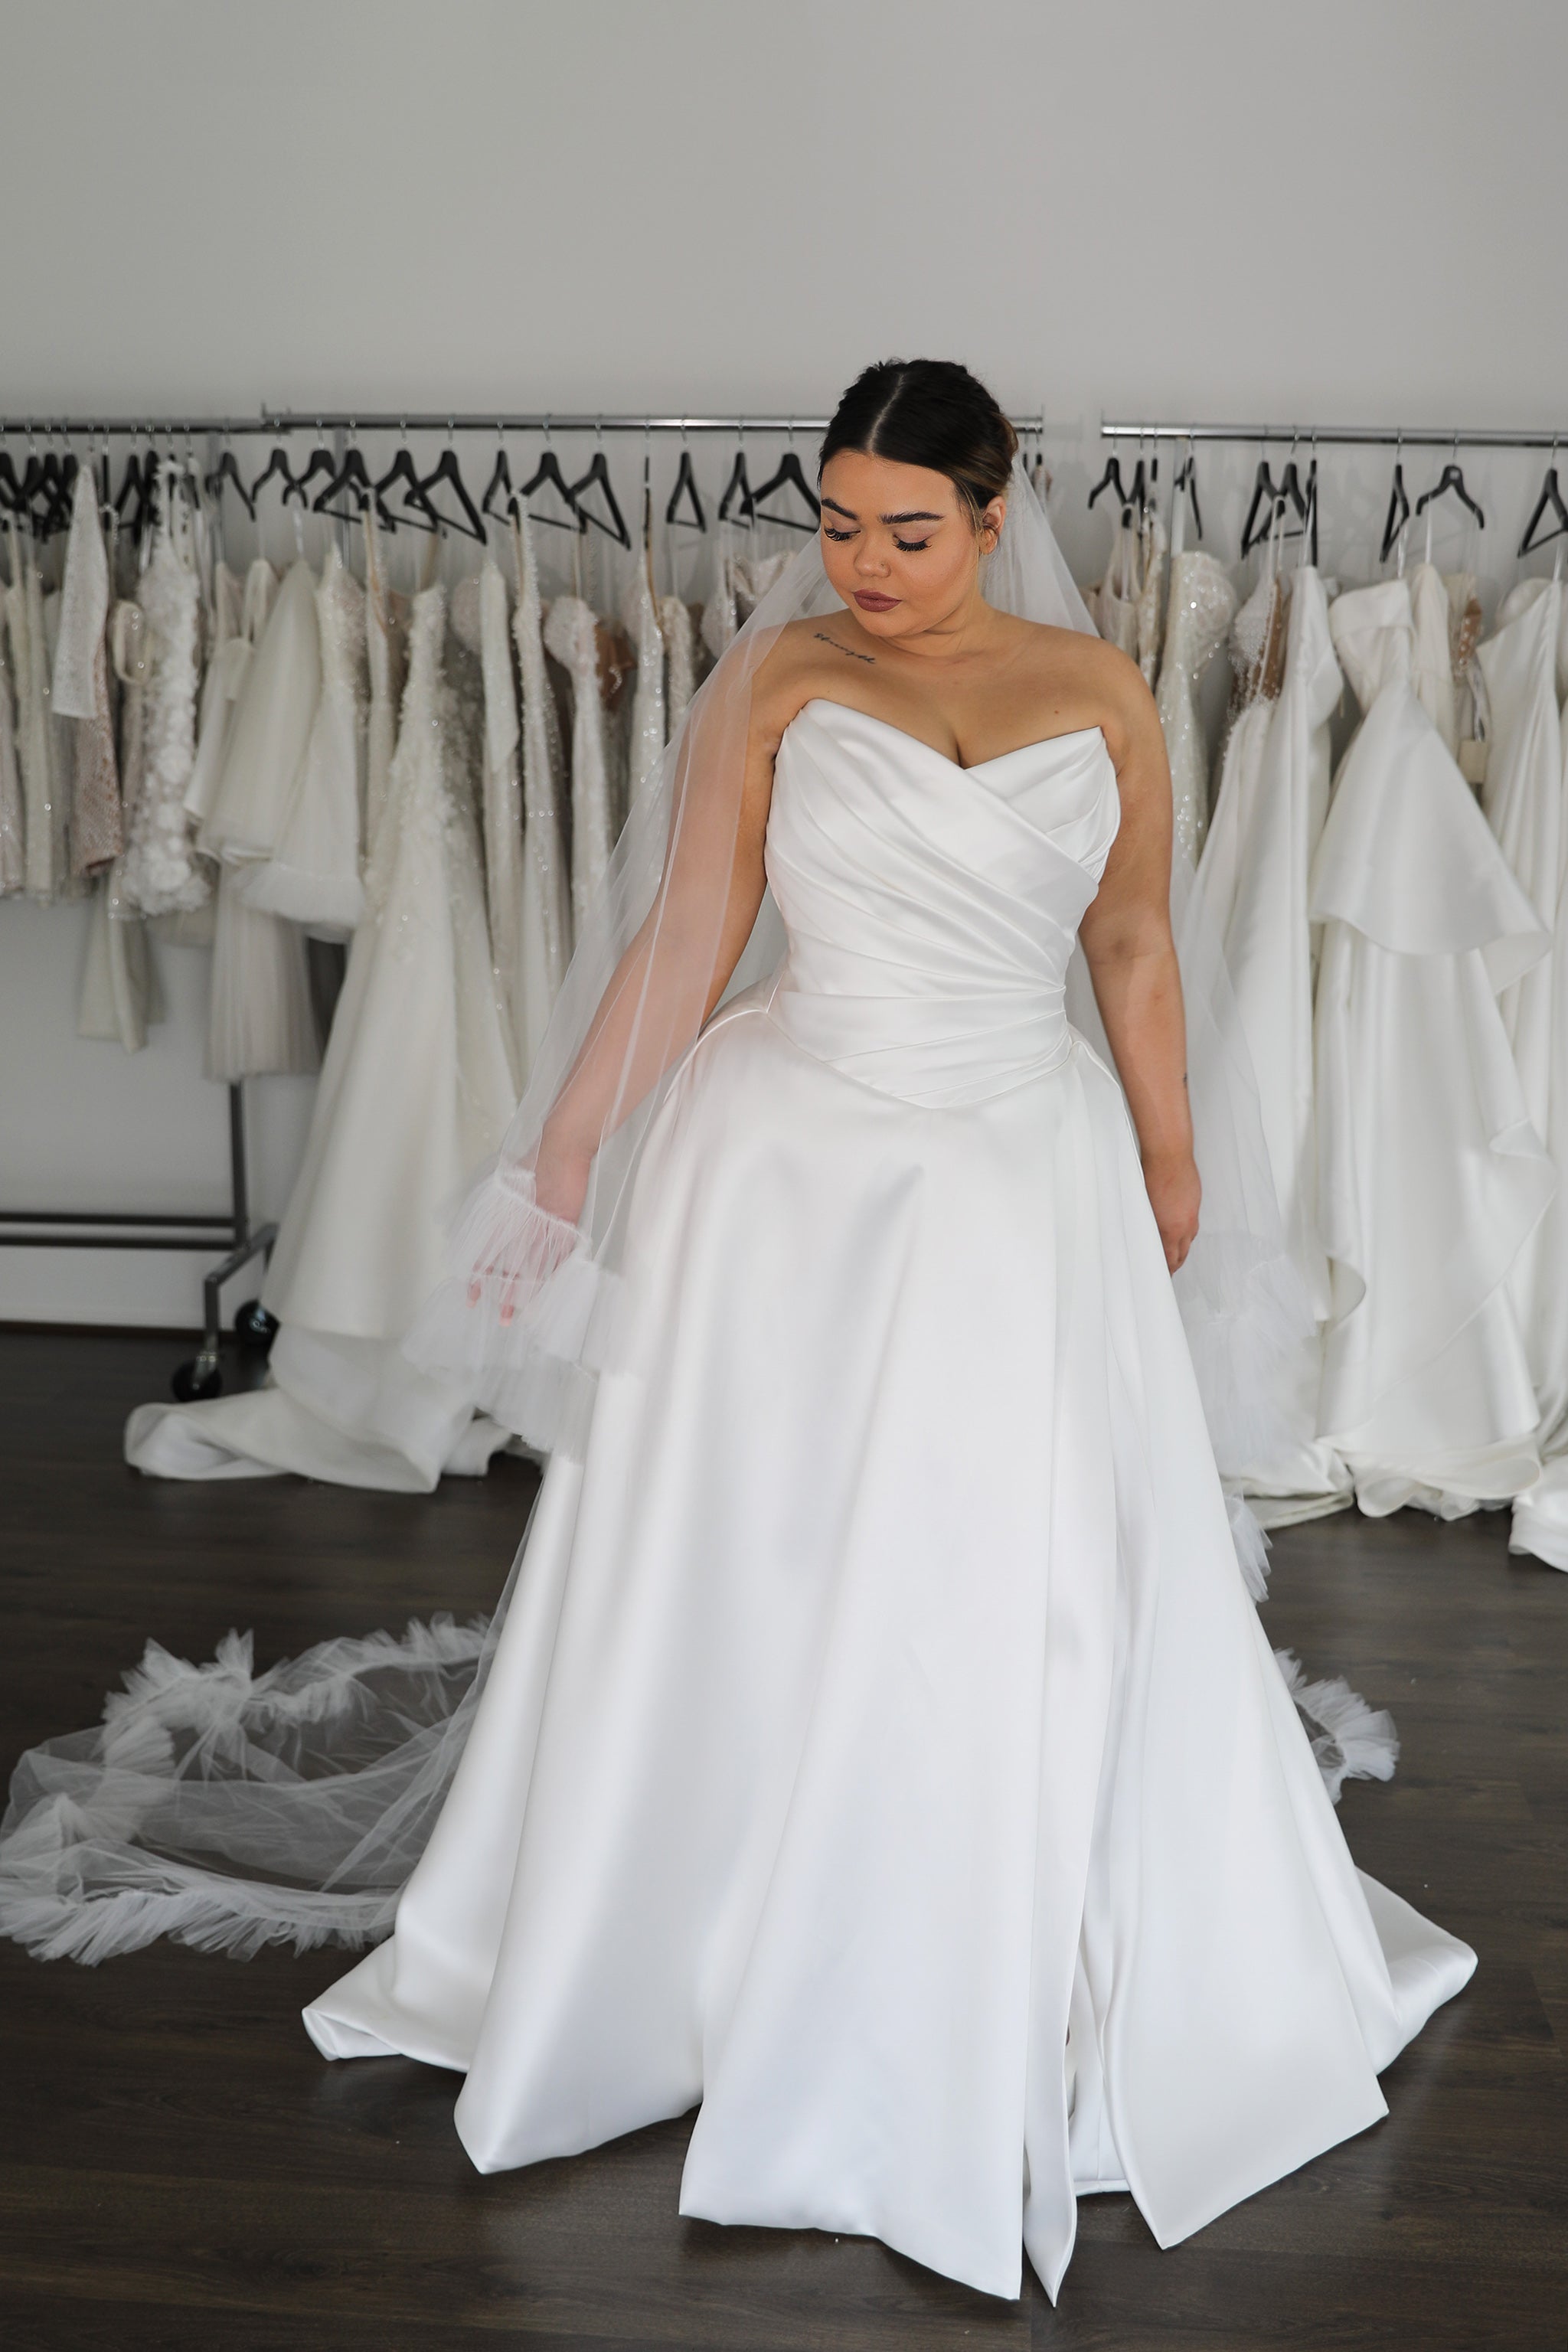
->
[818,358,1018,528]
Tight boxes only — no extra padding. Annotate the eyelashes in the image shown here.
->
[822,528,933,553]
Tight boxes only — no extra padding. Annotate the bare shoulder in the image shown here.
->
[749,613,854,751]
[1008,616,1157,764]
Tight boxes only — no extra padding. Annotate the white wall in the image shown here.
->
[4,0,1567,1324]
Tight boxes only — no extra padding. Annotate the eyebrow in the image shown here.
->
[820,496,946,524]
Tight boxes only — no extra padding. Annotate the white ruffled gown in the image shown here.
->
[1312,580,1553,1514]
[306,701,1475,2302]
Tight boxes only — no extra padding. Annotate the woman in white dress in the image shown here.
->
[2,364,1474,2305]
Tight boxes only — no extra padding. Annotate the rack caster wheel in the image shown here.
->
[172,1356,224,1403]
[234,1299,279,1354]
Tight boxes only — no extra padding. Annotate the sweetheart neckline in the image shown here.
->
[795,697,1107,776]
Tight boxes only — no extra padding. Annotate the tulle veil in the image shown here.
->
[0,458,1318,1964]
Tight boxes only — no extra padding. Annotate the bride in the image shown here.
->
[1,361,1473,2305]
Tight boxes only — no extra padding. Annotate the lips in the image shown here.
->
[854,591,899,612]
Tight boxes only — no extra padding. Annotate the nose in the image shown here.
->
[854,536,890,577]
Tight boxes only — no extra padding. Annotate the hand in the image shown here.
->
[1142,1148,1200,1274]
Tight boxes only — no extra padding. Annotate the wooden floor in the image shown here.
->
[0,1329,1563,2351]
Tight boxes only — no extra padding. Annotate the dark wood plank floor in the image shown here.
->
[0,1329,1563,2351]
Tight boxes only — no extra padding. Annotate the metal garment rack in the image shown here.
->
[1100,419,1568,449]
[0,408,1053,439]
[4,403,989,1388]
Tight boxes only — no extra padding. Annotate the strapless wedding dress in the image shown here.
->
[305,700,1474,2302]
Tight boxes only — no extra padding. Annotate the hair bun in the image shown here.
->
[819,359,1017,519]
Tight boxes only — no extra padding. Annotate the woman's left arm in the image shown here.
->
[1076,651,1200,1273]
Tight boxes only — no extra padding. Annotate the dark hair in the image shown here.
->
[818,358,1018,524]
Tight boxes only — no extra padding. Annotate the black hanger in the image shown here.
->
[481,430,514,523]
[719,447,756,527]
[1087,453,1129,511]
[314,438,387,526]
[374,438,441,534]
[0,441,28,517]
[1302,452,1319,567]
[113,443,154,537]
[1415,459,1485,531]
[518,439,582,531]
[1379,446,1411,564]
[1174,449,1202,543]
[286,432,339,508]
[250,441,300,506]
[570,442,631,547]
[749,446,821,532]
[204,439,256,521]
[1518,452,1568,556]
[665,443,707,531]
[419,438,487,542]
[38,447,78,539]
[1240,459,1282,557]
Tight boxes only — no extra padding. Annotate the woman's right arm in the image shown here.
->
[531,708,780,1225]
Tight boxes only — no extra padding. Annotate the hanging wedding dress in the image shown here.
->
[8,520,64,900]
[1476,573,1568,1570]
[623,547,667,811]
[1155,548,1235,871]
[200,557,321,866]
[451,558,528,1070]
[242,543,368,938]
[511,512,571,1079]
[0,622,23,894]
[362,508,407,855]
[126,584,519,1491]
[544,594,618,931]
[1189,564,1351,1524]
[185,560,277,828]
[1086,507,1142,657]
[660,590,698,733]
[119,484,209,918]
[1312,578,1553,1515]
[5,469,1476,2305]
[52,466,122,877]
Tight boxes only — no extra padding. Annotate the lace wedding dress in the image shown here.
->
[289,701,1475,2301]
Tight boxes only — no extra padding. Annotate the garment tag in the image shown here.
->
[1459,738,1488,788]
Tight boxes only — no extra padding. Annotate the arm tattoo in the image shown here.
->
[814,630,876,665]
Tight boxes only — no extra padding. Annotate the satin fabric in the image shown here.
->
[306,703,1475,2301]
[1313,582,1552,1515]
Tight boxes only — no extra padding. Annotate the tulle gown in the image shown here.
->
[306,699,1475,2303]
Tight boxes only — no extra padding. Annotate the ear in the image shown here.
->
[979,495,1006,550]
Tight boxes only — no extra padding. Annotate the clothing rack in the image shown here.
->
[0,1085,276,1398]
[1101,420,1568,449]
[0,410,1051,440]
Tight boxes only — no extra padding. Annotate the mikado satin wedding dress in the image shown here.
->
[305,698,1475,2303]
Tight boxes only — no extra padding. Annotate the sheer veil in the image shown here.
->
[0,457,1311,1964]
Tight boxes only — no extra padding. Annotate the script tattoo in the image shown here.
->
[814,631,876,665]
